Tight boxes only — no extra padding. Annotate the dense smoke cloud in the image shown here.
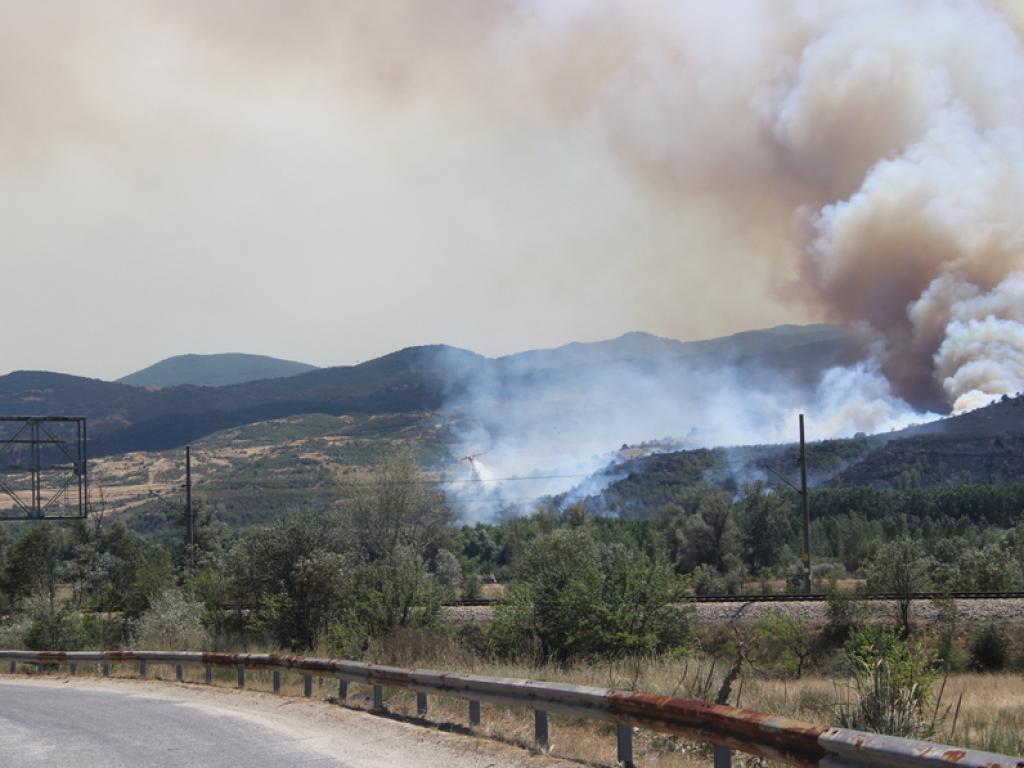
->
[525,0,1024,413]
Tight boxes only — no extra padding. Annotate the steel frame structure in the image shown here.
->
[0,416,87,520]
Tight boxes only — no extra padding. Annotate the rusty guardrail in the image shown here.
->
[1,650,1020,768]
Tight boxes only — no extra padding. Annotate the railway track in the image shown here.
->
[446,591,1024,607]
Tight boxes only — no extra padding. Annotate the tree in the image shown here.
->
[738,482,793,574]
[225,512,346,649]
[2,525,65,602]
[327,550,444,656]
[656,486,741,575]
[865,537,930,636]
[342,446,452,566]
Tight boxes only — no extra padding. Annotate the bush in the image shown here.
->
[135,589,208,651]
[21,596,84,651]
[931,596,966,672]
[432,550,463,599]
[0,615,30,649]
[487,530,693,664]
[969,622,1010,672]
[749,609,813,678]
[323,551,444,658]
[824,587,867,647]
[690,564,742,596]
[835,627,936,738]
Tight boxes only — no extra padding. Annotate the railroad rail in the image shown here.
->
[2,649,1020,768]
[447,591,1024,606]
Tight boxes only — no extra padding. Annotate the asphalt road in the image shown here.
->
[0,682,350,767]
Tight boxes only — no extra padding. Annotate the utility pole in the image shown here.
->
[799,414,812,594]
[185,445,194,566]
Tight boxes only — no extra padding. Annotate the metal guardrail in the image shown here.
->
[447,592,1024,607]
[1,650,1020,768]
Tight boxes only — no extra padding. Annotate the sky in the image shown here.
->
[2,1,1022,390]
[0,2,811,380]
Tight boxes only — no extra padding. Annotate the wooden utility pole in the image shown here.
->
[799,414,811,594]
[185,445,194,565]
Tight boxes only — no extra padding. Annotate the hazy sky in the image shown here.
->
[0,2,814,380]
[3,2,1022,383]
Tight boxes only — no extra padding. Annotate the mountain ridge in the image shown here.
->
[0,325,859,456]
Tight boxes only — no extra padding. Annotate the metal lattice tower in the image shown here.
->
[0,416,87,520]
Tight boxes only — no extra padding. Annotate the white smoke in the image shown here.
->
[437,347,936,522]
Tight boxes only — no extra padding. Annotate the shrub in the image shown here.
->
[931,596,966,672]
[487,530,693,664]
[824,587,867,647]
[135,589,208,651]
[690,564,742,596]
[324,551,444,658]
[0,615,30,649]
[21,596,84,651]
[835,626,936,738]
[969,622,1010,672]
[432,549,463,599]
[749,609,813,678]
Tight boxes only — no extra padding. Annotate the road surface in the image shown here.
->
[0,677,567,768]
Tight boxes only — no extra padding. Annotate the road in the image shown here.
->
[0,677,567,768]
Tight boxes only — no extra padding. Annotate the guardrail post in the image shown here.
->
[617,725,634,767]
[469,700,481,726]
[372,685,384,710]
[338,680,348,700]
[714,745,732,768]
[237,668,245,689]
[416,692,428,716]
[205,667,213,685]
[175,664,183,682]
[8,660,15,674]
[69,663,77,677]
[534,710,549,749]
[304,675,313,698]
[102,662,110,677]
[139,661,147,679]
[273,670,281,694]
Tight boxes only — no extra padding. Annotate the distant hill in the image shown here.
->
[0,345,478,455]
[583,393,1024,516]
[117,353,317,388]
[0,325,860,456]
[497,324,858,383]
